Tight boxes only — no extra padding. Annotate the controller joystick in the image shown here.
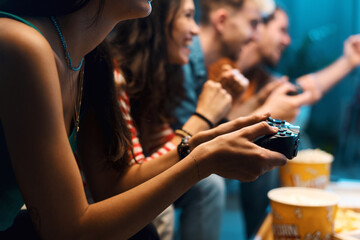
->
[254,117,300,159]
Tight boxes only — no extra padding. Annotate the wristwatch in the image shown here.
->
[177,136,192,160]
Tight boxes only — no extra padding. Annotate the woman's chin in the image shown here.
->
[127,2,153,19]
[145,1,153,17]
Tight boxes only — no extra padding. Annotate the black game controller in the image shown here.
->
[287,83,303,96]
[254,117,300,159]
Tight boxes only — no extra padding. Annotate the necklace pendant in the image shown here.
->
[74,125,80,141]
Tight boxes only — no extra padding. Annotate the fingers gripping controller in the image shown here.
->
[254,117,300,159]
[287,83,303,96]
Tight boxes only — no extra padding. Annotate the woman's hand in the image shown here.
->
[195,80,232,125]
[190,113,271,149]
[191,117,287,182]
[218,64,249,101]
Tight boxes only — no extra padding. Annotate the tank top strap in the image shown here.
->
[0,11,43,35]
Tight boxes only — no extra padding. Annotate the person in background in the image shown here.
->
[109,0,249,239]
[0,0,288,239]
[236,1,360,121]
[235,0,360,237]
[171,0,261,130]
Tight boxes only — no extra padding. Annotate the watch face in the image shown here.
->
[178,136,191,160]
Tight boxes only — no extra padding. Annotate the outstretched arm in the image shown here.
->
[249,81,311,123]
[297,34,360,104]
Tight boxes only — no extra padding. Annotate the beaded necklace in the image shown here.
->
[50,16,84,71]
[50,16,84,139]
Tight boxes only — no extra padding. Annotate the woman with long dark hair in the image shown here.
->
[109,0,237,238]
[0,0,287,239]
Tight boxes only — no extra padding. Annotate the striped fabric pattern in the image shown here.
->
[114,70,176,165]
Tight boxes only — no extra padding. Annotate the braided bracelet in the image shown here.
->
[193,112,214,128]
[175,129,193,138]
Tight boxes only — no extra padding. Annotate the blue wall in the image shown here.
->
[274,0,360,170]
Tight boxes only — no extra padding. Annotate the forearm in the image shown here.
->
[299,56,354,95]
[74,153,202,240]
[118,117,209,192]
[117,149,179,191]
[122,116,210,190]
[181,114,213,134]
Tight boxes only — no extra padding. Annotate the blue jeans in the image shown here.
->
[240,168,280,239]
[175,174,225,240]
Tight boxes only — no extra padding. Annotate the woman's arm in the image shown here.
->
[180,80,233,134]
[97,79,231,193]
[0,22,287,240]
[0,23,200,240]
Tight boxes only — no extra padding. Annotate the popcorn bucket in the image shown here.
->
[268,187,339,240]
[279,149,334,189]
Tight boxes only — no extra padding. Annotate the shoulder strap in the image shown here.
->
[0,11,43,35]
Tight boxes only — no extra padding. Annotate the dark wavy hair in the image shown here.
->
[110,0,184,137]
[0,0,90,17]
[82,41,132,170]
[1,0,132,168]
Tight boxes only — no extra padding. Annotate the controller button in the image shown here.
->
[268,117,274,122]
[280,132,286,136]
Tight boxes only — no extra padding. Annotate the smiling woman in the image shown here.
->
[166,0,199,65]
[108,0,234,239]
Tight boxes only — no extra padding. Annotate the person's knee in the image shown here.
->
[200,174,226,207]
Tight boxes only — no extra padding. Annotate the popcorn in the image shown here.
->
[291,149,334,164]
[335,208,360,233]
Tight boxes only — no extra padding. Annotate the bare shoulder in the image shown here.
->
[0,17,50,48]
[0,18,54,80]
[0,18,58,103]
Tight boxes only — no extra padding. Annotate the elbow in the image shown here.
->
[38,208,95,240]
